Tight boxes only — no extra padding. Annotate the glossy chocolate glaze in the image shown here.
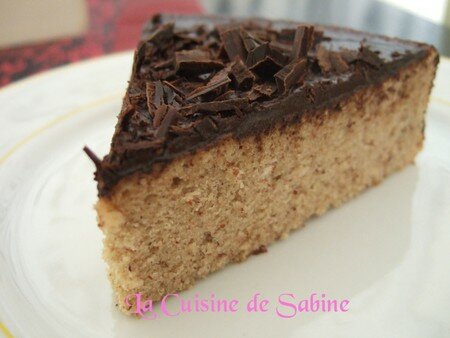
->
[86,14,436,196]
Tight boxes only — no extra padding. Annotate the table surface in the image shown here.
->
[1,0,448,87]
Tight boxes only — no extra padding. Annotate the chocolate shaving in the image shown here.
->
[277,29,296,44]
[153,81,165,106]
[220,28,247,62]
[153,104,168,127]
[147,22,174,45]
[275,58,308,93]
[240,28,261,51]
[175,50,224,74]
[155,106,180,139]
[83,146,101,166]
[162,80,186,98]
[291,25,315,61]
[246,42,287,76]
[170,78,203,95]
[230,59,255,91]
[316,46,349,74]
[185,69,231,101]
[148,80,180,109]
[146,82,156,111]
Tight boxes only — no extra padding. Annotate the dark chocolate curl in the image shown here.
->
[153,81,165,106]
[146,82,156,111]
[275,59,308,93]
[185,69,231,101]
[220,28,248,62]
[240,28,261,51]
[291,25,315,61]
[147,22,174,44]
[155,106,180,139]
[230,59,255,91]
[83,146,101,167]
[246,43,287,76]
[175,50,224,74]
[153,104,168,127]
[317,45,350,74]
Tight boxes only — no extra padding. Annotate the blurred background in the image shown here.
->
[0,0,449,86]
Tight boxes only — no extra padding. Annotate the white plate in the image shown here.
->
[0,52,449,338]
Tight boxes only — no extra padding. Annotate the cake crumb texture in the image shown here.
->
[97,50,436,314]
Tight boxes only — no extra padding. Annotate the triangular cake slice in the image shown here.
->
[85,14,438,314]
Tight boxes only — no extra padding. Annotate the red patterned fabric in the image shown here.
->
[0,0,203,87]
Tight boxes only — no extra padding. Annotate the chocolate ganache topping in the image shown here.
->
[85,14,432,196]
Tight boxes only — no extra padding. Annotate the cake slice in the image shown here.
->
[85,14,438,314]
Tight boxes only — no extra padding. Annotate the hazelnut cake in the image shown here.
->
[84,14,439,314]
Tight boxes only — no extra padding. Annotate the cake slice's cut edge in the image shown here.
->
[97,48,437,314]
